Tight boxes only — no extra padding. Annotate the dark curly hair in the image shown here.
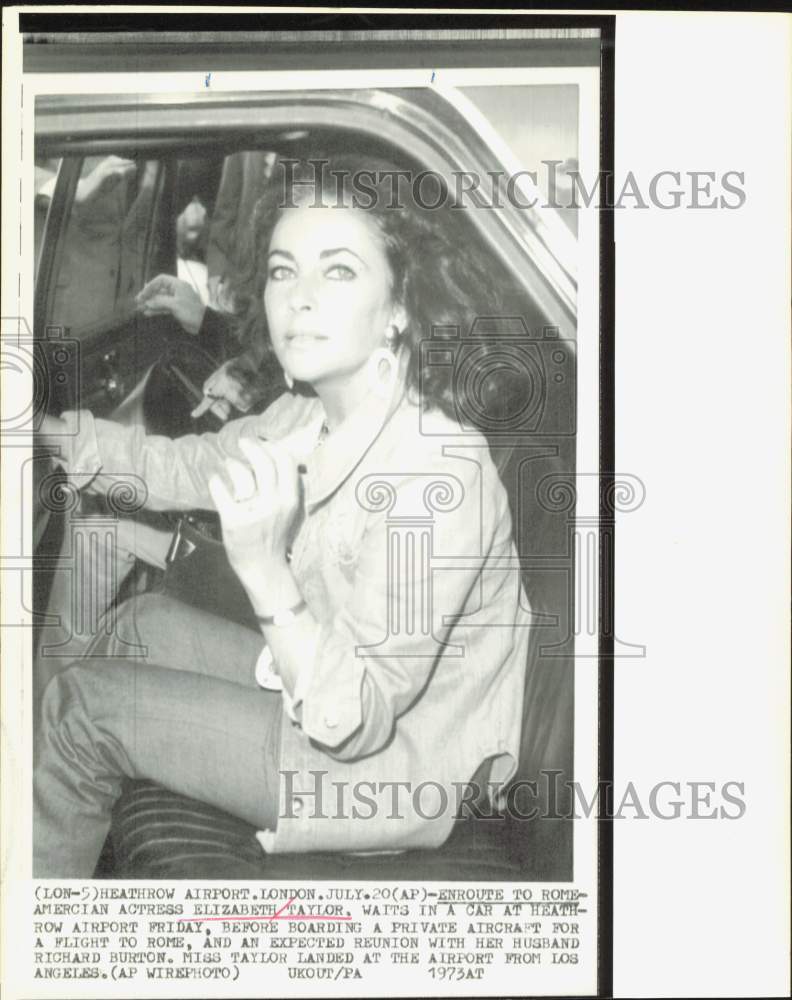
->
[227,153,530,426]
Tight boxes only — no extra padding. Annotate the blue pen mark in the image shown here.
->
[430,71,436,84]
[205,72,212,88]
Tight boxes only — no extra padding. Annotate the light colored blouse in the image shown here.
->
[58,374,531,853]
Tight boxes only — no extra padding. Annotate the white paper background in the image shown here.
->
[612,11,790,999]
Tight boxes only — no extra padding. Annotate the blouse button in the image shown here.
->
[324,714,339,730]
[285,546,293,564]
[292,796,304,815]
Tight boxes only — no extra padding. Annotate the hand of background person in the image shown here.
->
[74,156,137,206]
[135,274,206,336]
[190,359,258,422]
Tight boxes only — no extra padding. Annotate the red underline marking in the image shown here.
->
[273,895,296,918]
[197,914,353,921]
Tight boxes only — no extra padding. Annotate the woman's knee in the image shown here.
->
[37,661,120,769]
[36,662,135,806]
[40,659,127,727]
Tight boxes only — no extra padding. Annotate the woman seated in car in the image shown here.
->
[34,155,533,876]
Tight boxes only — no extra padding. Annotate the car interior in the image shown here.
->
[34,124,576,881]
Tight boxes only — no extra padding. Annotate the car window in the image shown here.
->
[39,154,163,337]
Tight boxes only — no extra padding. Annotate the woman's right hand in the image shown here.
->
[135,274,206,336]
[208,429,318,607]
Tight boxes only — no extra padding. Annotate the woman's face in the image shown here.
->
[264,204,403,389]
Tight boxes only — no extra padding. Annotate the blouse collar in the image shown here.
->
[302,349,410,511]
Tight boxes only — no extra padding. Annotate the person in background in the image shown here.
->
[134,272,279,421]
[175,195,210,306]
[206,151,277,311]
[36,155,157,331]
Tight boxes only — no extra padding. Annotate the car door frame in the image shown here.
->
[35,88,577,343]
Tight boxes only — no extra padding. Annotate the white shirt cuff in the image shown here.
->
[254,626,321,725]
[255,644,303,724]
[254,644,283,691]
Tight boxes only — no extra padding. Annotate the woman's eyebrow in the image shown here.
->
[267,246,368,267]
[319,247,367,266]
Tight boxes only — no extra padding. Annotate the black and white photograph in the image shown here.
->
[1,9,789,1000]
[30,74,590,878]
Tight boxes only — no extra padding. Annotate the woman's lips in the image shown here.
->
[285,332,327,348]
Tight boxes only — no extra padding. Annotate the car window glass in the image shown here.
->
[461,85,579,237]
[44,154,161,337]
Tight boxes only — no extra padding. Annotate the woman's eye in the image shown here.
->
[268,265,294,281]
[325,264,357,281]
